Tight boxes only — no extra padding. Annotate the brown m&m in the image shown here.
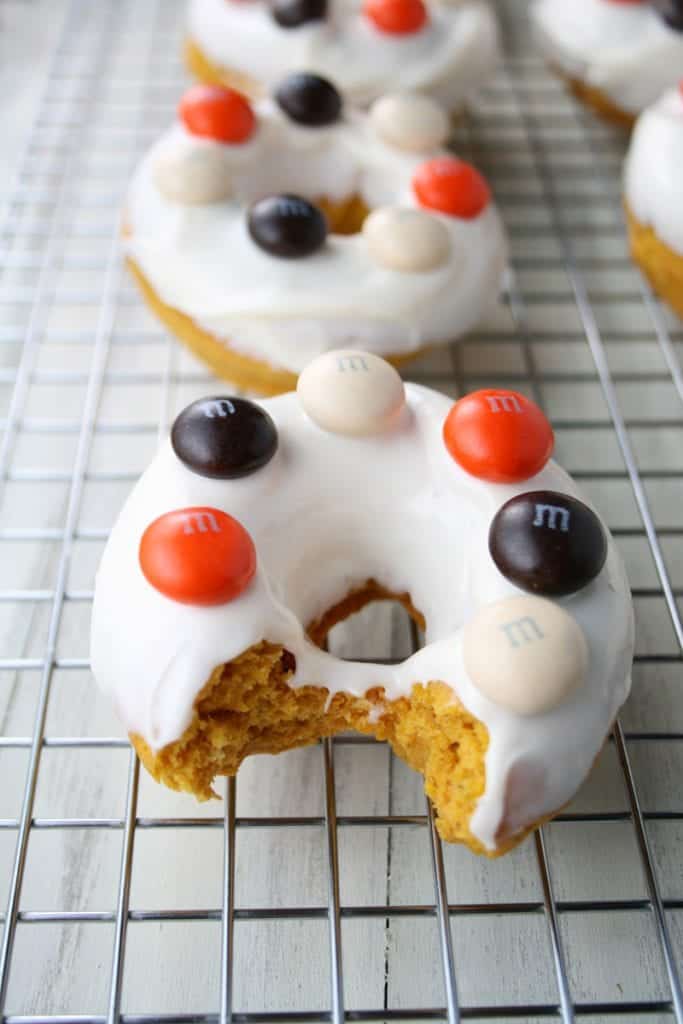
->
[274,72,343,127]
[248,194,328,257]
[171,396,278,479]
[489,490,607,597]
[271,0,327,28]
[297,350,405,435]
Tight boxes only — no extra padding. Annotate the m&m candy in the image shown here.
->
[248,194,328,258]
[443,389,554,483]
[489,491,607,596]
[171,396,278,479]
[657,2,683,30]
[139,507,256,605]
[413,157,490,219]
[363,0,428,34]
[463,595,588,716]
[272,0,327,26]
[180,85,256,144]
[297,349,406,436]
[275,72,343,127]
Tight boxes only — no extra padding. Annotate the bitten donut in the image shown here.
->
[91,352,634,856]
[532,0,683,127]
[185,0,499,112]
[124,79,506,395]
[624,82,683,318]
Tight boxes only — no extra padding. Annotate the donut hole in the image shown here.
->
[307,578,424,651]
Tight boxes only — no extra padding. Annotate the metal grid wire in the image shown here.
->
[0,0,681,1020]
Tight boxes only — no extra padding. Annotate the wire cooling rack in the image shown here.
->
[0,0,682,1020]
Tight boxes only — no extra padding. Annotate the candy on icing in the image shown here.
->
[139,507,257,605]
[272,0,328,28]
[413,156,490,218]
[187,0,500,109]
[171,396,279,479]
[274,71,343,126]
[443,389,555,483]
[154,85,260,204]
[624,84,683,255]
[247,194,329,258]
[370,92,450,151]
[489,490,607,597]
[180,84,257,143]
[296,349,406,435]
[532,0,683,115]
[124,91,507,373]
[362,206,451,271]
[153,136,233,205]
[463,595,589,717]
[363,0,429,35]
[91,364,634,852]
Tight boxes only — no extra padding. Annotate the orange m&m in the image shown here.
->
[139,507,256,605]
[363,0,427,34]
[443,390,554,483]
[413,157,491,219]
[179,85,256,144]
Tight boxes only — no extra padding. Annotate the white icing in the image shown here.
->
[125,101,507,373]
[624,85,683,254]
[91,382,634,852]
[532,0,683,115]
[187,0,500,108]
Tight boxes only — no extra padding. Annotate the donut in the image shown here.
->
[624,82,683,318]
[185,0,500,112]
[531,0,683,127]
[91,352,634,857]
[124,79,507,395]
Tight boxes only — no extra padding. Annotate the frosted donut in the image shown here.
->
[124,80,507,395]
[91,352,634,856]
[185,0,500,112]
[624,83,683,318]
[531,0,683,126]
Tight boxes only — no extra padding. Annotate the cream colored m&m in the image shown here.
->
[297,351,406,436]
[363,206,451,272]
[463,595,588,716]
[370,92,450,152]
[153,141,233,205]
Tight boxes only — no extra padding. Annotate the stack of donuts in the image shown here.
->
[91,0,642,856]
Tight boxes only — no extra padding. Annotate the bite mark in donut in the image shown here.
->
[92,353,634,855]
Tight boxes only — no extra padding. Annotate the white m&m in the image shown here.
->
[363,206,451,272]
[297,350,406,437]
[463,595,588,716]
[370,92,450,152]
[153,140,233,205]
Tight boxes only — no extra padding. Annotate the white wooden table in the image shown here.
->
[0,0,681,1021]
